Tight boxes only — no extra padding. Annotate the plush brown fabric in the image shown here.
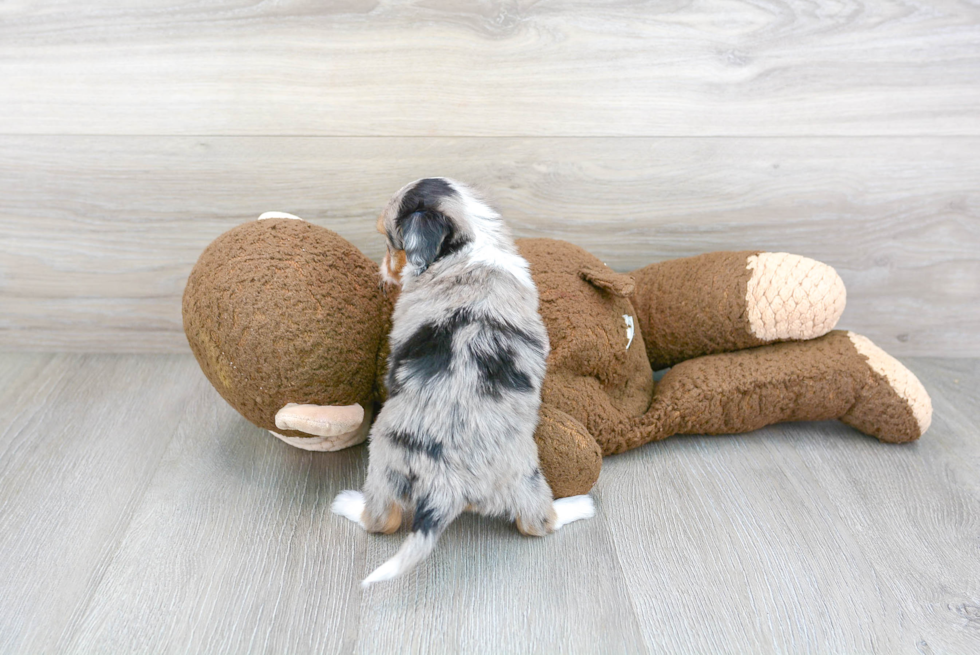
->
[840,364,923,443]
[658,332,869,436]
[184,226,929,498]
[513,240,928,493]
[617,330,921,453]
[518,239,654,423]
[183,219,393,436]
[533,405,603,499]
[631,251,766,370]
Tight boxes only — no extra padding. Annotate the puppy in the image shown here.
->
[332,178,595,586]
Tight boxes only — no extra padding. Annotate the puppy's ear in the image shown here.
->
[400,209,453,274]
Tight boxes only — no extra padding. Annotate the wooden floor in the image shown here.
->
[0,353,976,654]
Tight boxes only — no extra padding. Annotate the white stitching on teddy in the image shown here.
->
[623,314,635,350]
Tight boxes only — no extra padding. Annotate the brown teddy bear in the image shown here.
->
[183,215,932,498]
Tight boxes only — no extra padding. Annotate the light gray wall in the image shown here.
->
[1,1,977,355]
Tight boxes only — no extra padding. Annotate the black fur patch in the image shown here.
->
[387,469,416,499]
[483,316,547,357]
[469,317,537,399]
[387,309,481,395]
[398,178,455,217]
[412,494,441,535]
[387,429,444,461]
[387,308,542,399]
[388,321,457,396]
[472,315,545,398]
[473,343,533,399]
[437,234,470,261]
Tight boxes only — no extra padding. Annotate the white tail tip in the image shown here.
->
[332,490,366,529]
[553,495,595,530]
[361,531,439,587]
[362,558,403,587]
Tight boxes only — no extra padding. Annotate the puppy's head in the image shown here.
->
[378,178,483,285]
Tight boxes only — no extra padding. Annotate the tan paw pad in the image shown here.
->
[745,252,846,342]
[847,332,932,435]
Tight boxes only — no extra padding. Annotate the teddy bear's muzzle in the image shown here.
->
[269,403,372,451]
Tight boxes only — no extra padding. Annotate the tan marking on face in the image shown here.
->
[382,247,407,284]
[376,212,386,235]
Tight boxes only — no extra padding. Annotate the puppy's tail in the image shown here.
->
[361,497,456,587]
[361,531,439,587]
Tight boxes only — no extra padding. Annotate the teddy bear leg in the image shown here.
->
[631,251,846,369]
[533,404,603,498]
[642,330,931,445]
[839,332,932,442]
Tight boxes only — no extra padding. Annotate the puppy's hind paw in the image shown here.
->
[552,495,595,530]
[332,490,366,529]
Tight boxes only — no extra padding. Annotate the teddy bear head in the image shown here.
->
[182,218,393,438]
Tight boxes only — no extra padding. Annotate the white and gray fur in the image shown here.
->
[333,178,594,586]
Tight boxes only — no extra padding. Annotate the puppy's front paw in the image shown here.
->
[332,490,367,529]
[552,495,595,530]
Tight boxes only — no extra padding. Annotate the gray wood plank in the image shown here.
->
[351,490,645,654]
[908,358,980,430]
[2,136,976,356]
[0,354,202,653]
[599,357,980,654]
[61,367,646,654]
[61,386,369,654]
[2,354,978,653]
[900,358,980,489]
[1,1,978,136]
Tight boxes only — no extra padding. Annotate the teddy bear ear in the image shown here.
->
[579,265,636,298]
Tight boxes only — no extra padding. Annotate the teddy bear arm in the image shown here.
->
[534,403,603,498]
[630,251,846,369]
[542,372,665,458]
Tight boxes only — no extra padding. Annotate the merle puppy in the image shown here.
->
[332,178,595,586]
